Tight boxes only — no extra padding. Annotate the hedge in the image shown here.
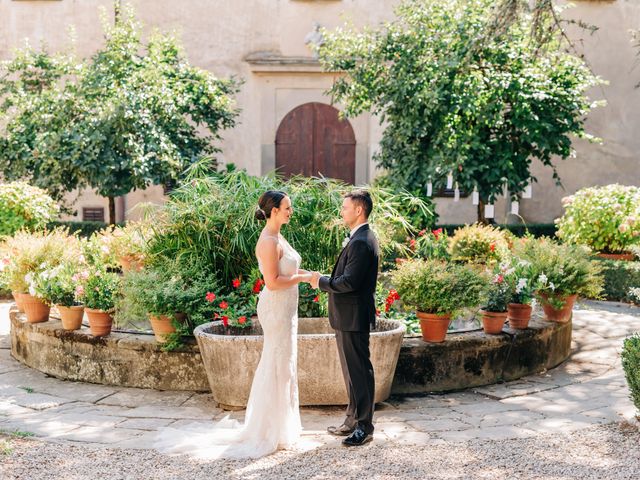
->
[622,334,640,413]
[594,259,640,303]
[436,223,557,238]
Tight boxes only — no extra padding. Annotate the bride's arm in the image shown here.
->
[257,238,311,290]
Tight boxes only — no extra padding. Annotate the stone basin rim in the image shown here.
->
[193,318,406,341]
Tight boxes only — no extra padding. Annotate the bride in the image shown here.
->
[155,190,312,459]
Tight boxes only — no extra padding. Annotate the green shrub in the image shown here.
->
[515,237,604,307]
[594,260,640,302]
[0,182,59,236]
[146,170,429,289]
[48,221,115,238]
[391,259,487,315]
[556,184,640,254]
[448,223,511,264]
[437,223,557,238]
[621,334,640,413]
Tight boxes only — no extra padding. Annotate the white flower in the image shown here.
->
[538,273,548,285]
[517,260,531,267]
[549,282,556,291]
[515,278,527,294]
[28,285,36,296]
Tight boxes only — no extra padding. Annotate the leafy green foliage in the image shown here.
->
[318,0,601,207]
[145,169,430,295]
[484,273,511,313]
[0,6,239,222]
[0,182,59,236]
[556,184,640,254]
[81,270,121,311]
[391,259,487,315]
[448,223,511,264]
[622,334,640,413]
[594,260,640,302]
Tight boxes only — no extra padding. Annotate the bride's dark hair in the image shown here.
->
[255,190,288,221]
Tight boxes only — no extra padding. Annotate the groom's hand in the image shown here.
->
[310,271,321,289]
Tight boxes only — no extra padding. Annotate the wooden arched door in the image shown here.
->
[275,102,356,184]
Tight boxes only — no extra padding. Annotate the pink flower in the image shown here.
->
[205,292,216,303]
[432,228,443,239]
[75,285,85,297]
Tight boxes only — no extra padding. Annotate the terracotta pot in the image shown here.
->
[416,311,451,343]
[85,308,113,337]
[596,252,635,261]
[21,293,50,323]
[119,255,143,272]
[12,291,25,313]
[507,303,532,329]
[149,314,177,343]
[56,305,85,330]
[538,293,577,323]
[480,310,507,334]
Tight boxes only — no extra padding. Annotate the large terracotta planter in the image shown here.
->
[416,311,451,343]
[596,252,635,261]
[12,291,25,313]
[56,305,84,330]
[149,314,177,343]
[21,293,50,324]
[480,310,507,334]
[538,293,577,323]
[507,303,532,329]
[85,308,113,337]
[194,317,405,408]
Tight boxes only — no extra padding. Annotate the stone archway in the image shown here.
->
[275,102,356,184]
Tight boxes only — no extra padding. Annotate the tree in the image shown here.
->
[318,0,602,222]
[0,6,240,224]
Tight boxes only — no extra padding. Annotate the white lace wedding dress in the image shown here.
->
[154,236,302,459]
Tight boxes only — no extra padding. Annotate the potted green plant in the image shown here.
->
[480,272,510,334]
[501,255,538,329]
[517,238,603,323]
[556,184,640,259]
[448,223,511,265]
[80,269,121,337]
[391,259,486,342]
[110,221,150,272]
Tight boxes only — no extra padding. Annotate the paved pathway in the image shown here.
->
[0,299,637,448]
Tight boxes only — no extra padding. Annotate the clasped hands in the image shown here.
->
[309,271,322,289]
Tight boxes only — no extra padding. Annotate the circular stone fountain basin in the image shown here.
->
[194,318,406,408]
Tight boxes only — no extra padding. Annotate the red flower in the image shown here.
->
[238,316,247,325]
[205,292,216,303]
[214,313,220,320]
[418,229,426,237]
[313,295,319,303]
[222,316,229,327]
[252,278,264,294]
[432,228,443,239]
[232,278,241,288]
[376,309,381,316]
[495,274,504,284]
[490,243,496,252]
[409,238,416,249]
[219,301,229,310]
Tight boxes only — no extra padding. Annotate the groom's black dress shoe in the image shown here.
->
[342,428,372,447]
[327,424,355,436]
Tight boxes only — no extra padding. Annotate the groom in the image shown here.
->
[311,190,379,447]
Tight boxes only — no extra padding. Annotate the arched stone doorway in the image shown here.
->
[275,102,356,184]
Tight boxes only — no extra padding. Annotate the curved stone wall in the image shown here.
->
[10,308,572,399]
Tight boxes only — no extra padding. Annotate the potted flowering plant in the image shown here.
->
[109,222,151,272]
[391,259,486,342]
[501,257,538,329]
[29,261,87,330]
[516,238,603,323]
[479,271,510,334]
[206,273,263,334]
[80,269,121,337]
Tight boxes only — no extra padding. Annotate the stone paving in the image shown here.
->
[0,299,638,452]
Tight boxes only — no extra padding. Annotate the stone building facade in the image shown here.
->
[1,0,638,224]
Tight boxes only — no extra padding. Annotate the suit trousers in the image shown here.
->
[335,329,375,434]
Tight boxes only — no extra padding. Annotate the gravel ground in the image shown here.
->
[2,422,639,480]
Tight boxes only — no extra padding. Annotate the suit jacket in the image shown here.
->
[318,224,380,332]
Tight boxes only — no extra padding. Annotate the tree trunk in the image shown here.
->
[477,200,488,225]
[108,196,116,225]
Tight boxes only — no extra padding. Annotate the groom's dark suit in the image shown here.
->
[318,224,379,434]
